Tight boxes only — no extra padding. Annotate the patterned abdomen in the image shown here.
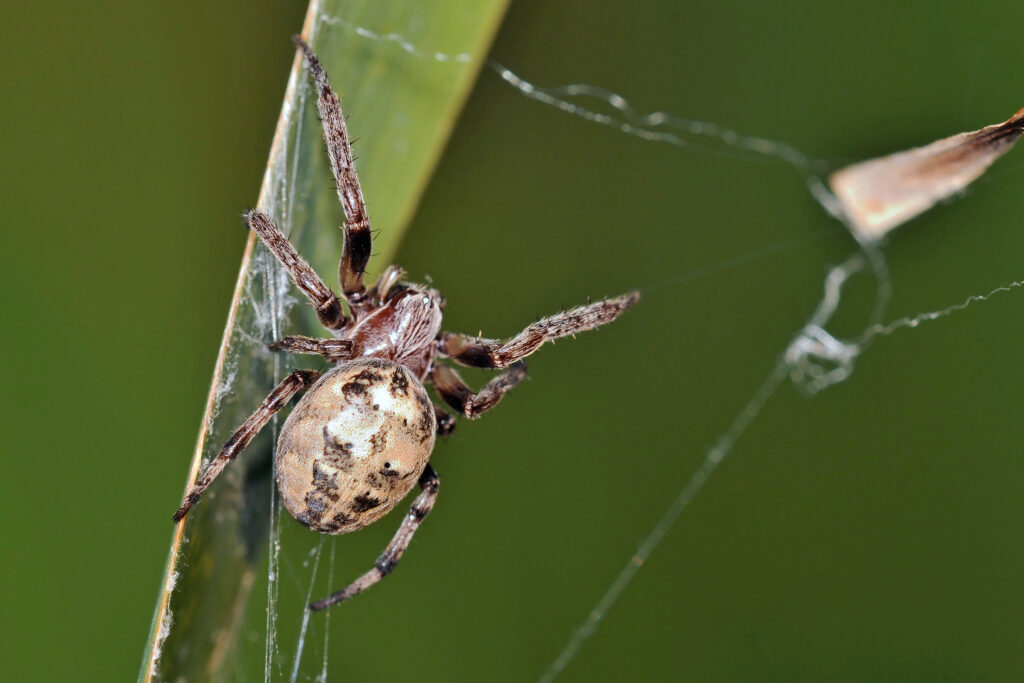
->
[276,358,436,534]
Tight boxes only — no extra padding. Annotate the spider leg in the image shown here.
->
[433,403,456,437]
[268,336,353,361]
[293,37,372,309]
[173,370,321,523]
[430,362,528,419]
[310,464,441,611]
[369,265,406,305]
[245,210,345,330]
[436,291,640,368]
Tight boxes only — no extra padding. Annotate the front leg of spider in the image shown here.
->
[292,35,373,309]
[244,209,346,329]
[310,464,441,611]
[437,293,641,369]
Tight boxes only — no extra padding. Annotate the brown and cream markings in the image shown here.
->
[276,359,436,534]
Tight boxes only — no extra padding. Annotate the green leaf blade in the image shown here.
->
[139,2,508,680]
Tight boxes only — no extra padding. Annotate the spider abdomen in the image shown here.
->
[275,358,436,534]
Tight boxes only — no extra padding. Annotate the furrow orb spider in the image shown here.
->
[173,36,640,612]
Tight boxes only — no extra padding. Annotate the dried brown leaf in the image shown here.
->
[829,108,1024,240]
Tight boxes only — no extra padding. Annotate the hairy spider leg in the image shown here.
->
[244,209,346,330]
[310,464,441,611]
[173,370,322,523]
[436,291,641,368]
[267,335,354,361]
[293,36,373,309]
[430,362,528,419]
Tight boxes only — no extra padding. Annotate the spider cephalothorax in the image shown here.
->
[173,36,639,611]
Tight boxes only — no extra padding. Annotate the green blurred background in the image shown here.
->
[4,1,1024,680]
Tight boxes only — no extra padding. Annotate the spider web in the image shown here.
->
[152,6,1024,682]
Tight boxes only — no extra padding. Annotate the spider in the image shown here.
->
[173,36,639,612]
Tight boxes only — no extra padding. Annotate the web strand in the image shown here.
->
[857,279,1024,342]
[319,14,472,63]
[486,63,846,217]
[263,15,317,675]
[289,541,325,683]
[318,543,336,683]
[540,359,790,682]
[542,264,1024,679]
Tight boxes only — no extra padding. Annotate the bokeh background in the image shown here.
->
[3,1,1024,681]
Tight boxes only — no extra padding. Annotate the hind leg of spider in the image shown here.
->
[268,336,353,362]
[430,362,528,419]
[173,370,321,523]
[293,37,372,310]
[437,291,640,369]
[310,464,441,611]
[244,209,346,330]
